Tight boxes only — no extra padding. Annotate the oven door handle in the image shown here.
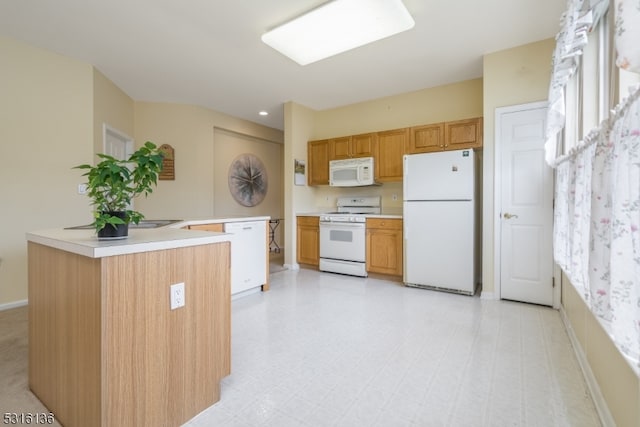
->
[320,222,365,230]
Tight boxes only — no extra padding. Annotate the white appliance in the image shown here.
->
[224,221,267,297]
[403,149,476,295]
[329,157,378,187]
[319,196,381,277]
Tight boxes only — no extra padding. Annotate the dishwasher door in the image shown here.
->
[224,221,267,295]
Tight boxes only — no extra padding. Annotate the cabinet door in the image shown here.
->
[408,123,445,153]
[376,128,408,182]
[296,216,319,266]
[330,136,352,160]
[444,117,483,150]
[350,133,376,158]
[308,140,330,185]
[366,219,403,276]
[188,223,224,232]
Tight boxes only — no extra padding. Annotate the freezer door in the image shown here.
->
[403,149,474,201]
[403,200,475,293]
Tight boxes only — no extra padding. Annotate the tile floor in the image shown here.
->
[185,268,601,427]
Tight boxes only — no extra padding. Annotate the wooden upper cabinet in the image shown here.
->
[407,123,445,154]
[376,128,409,182]
[350,133,376,158]
[307,117,482,186]
[444,117,483,150]
[330,136,352,160]
[308,139,330,185]
[330,133,376,160]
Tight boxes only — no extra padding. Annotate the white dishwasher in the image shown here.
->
[224,221,267,296]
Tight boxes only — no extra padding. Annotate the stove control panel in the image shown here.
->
[320,215,367,223]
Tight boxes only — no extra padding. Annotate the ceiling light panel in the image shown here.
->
[261,0,415,66]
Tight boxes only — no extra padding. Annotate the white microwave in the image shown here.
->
[329,157,379,187]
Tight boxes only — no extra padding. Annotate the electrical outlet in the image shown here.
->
[392,194,398,201]
[77,183,88,195]
[170,282,185,310]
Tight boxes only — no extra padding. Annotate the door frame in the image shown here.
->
[493,101,560,309]
[102,123,133,158]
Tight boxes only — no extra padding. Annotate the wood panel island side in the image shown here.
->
[26,227,233,427]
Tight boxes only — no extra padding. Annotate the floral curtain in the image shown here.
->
[545,0,610,165]
[615,0,640,73]
[596,91,640,366]
[553,86,640,371]
[546,0,640,372]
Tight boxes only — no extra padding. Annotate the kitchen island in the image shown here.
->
[26,227,232,427]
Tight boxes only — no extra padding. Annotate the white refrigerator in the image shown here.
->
[403,149,476,295]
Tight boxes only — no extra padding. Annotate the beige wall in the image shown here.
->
[313,78,483,138]
[93,69,135,153]
[562,275,640,427]
[0,37,95,307]
[133,102,284,221]
[283,102,318,267]
[213,128,283,244]
[482,38,555,294]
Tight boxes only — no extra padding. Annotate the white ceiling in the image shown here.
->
[0,0,564,131]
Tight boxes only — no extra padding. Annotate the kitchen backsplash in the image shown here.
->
[313,182,403,213]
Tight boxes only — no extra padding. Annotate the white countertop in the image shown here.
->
[171,216,270,228]
[297,212,403,219]
[27,227,232,259]
[27,216,271,259]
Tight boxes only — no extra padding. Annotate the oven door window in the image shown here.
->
[319,224,366,262]
[329,229,353,242]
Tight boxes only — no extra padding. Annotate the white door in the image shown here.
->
[103,124,134,208]
[103,124,133,161]
[498,105,554,306]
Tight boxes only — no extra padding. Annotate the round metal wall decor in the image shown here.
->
[228,153,268,207]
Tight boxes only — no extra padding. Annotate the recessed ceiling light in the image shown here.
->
[259,111,269,116]
[261,0,414,66]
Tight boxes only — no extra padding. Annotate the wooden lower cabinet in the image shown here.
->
[366,218,403,276]
[188,223,224,232]
[296,216,319,266]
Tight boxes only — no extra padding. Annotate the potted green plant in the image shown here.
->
[74,141,164,239]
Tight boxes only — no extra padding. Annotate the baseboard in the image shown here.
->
[0,299,28,311]
[559,306,615,427]
[480,291,496,300]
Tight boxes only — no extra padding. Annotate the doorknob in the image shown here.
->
[503,212,519,219]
